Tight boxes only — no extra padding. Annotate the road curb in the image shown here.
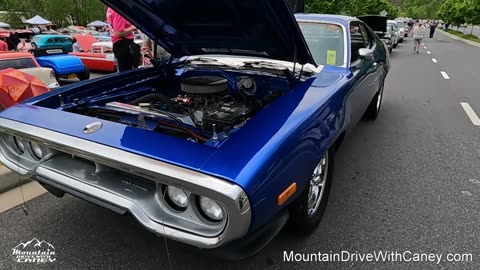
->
[0,166,31,194]
[439,29,480,48]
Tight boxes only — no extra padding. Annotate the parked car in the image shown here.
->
[31,34,74,52]
[0,52,59,89]
[0,1,389,259]
[69,41,116,72]
[70,40,144,72]
[387,20,399,48]
[358,15,393,53]
[395,20,406,42]
[93,32,111,42]
[31,47,90,81]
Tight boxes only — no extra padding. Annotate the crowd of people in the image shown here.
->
[0,32,20,51]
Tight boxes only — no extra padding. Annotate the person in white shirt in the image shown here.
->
[412,23,427,54]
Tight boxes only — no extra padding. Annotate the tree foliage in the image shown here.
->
[304,0,399,19]
[437,0,480,29]
[1,0,106,27]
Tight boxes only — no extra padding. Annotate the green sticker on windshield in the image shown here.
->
[326,50,336,65]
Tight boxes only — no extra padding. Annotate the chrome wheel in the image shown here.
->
[307,153,329,216]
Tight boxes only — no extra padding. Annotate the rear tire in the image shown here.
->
[364,83,384,120]
[77,67,90,80]
[288,148,334,234]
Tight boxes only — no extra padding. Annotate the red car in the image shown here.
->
[70,40,144,72]
[70,41,117,72]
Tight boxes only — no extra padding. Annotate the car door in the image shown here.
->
[347,21,379,126]
[45,38,56,49]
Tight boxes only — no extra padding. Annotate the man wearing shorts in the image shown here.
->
[412,23,427,54]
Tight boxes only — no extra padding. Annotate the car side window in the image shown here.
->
[350,22,366,64]
[359,24,371,48]
[46,38,54,44]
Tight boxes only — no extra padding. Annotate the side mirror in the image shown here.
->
[358,48,374,60]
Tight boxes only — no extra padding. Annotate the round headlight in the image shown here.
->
[30,142,44,159]
[13,136,25,153]
[199,196,224,222]
[166,186,188,210]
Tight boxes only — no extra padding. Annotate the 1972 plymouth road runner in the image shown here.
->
[0,0,389,258]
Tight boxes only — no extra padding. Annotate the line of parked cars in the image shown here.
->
[357,16,410,54]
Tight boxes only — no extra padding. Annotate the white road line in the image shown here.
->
[460,102,480,126]
[432,58,438,63]
[440,71,450,79]
[427,51,431,54]
[424,46,427,49]
[422,43,425,45]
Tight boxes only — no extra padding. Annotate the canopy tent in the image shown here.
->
[24,15,52,25]
[0,22,10,29]
[87,20,108,27]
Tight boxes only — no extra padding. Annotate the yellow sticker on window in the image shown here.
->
[326,50,337,65]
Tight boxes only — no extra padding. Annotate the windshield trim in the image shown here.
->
[297,19,348,68]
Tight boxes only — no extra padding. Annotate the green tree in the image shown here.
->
[464,0,480,34]
[437,0,466,28]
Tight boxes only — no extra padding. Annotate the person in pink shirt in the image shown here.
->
[106,7,140,71]
[0,37,8,51]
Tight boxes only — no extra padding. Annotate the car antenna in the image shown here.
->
[290,44,298,87]
[16,150,28,216]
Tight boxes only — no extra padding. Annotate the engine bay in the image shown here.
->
[56,70,290,145]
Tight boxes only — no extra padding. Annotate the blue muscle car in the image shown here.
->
[32,47,90,81]
[0,0,389,259]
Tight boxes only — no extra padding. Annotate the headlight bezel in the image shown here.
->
[164,185,189,211]
[12,136,26,154]
[196,196,225,223]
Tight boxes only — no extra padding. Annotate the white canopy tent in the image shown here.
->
[0,21,10,29]
[25,15,52,25]
[87,20,109,27]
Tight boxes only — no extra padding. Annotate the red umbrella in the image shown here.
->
[0,68,49,109]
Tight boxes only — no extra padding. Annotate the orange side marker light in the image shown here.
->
[277,182,297,206]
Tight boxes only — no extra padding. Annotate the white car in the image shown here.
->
[395,20,406,42]
[0,52,60,89]
[387,20,400,48]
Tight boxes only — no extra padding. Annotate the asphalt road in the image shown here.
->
[1,31,480,270]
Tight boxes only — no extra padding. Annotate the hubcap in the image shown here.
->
[307,153,329,216]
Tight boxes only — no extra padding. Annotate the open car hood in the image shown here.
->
[358,15,388,33]
[101,0,316,65]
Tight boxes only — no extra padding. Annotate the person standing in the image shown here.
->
[412,23,427,53]
[71,37,84,52]
[0,36,8,51]
[106,7,140,71]
[429,21,438,38]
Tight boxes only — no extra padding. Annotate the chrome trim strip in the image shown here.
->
[0,118,251,248]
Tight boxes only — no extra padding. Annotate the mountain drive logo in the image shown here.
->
[12,238,56,263]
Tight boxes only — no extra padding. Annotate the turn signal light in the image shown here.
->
[277,182,297,206]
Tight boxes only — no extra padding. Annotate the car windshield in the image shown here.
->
[0,58,37,69]
[387,24,393,33]
[298,22,344,67]
[397,22,405,28]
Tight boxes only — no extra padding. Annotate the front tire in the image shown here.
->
[288,148,334,234]
[77,67,90,80]
[364,83,384,120]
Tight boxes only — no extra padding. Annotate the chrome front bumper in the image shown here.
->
[0,118,251,249]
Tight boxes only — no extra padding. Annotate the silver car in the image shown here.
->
[396,21,406,42]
